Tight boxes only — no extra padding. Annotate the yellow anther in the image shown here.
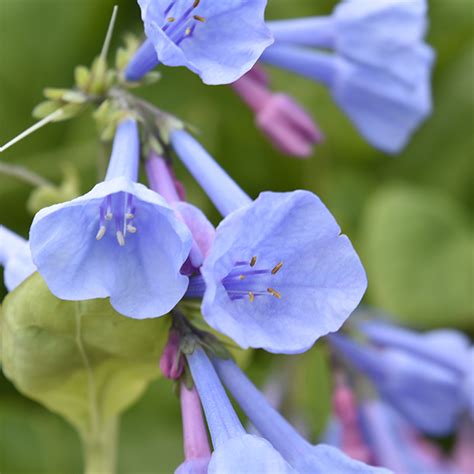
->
[185,27,192,36]
[116,230,125,247]
[271,262,283,275]
[96,226,106,241]
[248,291,255,303]
[127,224,137,234]
[239,274,246,280]
[267,288,282,299]
[105,212,113,221]
[193,15,205,22]
[125,212,134,220]
[250,256,257,267]
[167,16,176,22]
[193,0,200,7]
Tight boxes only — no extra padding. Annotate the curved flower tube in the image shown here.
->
[125,0,274,85]
[212,357,388,473]
[186,347,296,473]
[30,119,192,319]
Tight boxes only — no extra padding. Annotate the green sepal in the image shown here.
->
[75,65,91,91]
[32,100,62,119]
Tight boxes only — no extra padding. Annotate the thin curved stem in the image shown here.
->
[0,161,52,187]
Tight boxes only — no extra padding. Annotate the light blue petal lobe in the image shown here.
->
[208,435,296,474]
[30,178,192,318]
[175,458,209,474]
[201,191,367,353]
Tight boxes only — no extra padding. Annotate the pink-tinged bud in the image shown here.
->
[333,380,358,425]
[332,379,372,464]
[160,329,184,380]
[244,64,271,88]
[232,73,322,158]
[146,152,182,203]
[256,93,323,158]
[176,383,211,473]
[454,420,474,474]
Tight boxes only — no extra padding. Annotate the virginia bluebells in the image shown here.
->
[261,0,434,153]
[125,0,274,85]
[328,333,464,435]
[0,225,36,291]
[172,130,367,353]
[212,357,388,473]
[186,347,296,473]
[30,118,193,319]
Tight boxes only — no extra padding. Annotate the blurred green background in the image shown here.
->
[0,0,472,472]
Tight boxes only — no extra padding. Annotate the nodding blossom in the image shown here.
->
[125,0,274,85]
[261,0,434,153]
[172,129,367,353]
[30,119,192,319]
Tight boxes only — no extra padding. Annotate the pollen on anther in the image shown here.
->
[267,287,282,299]
[239,274,245,280]
[116,230,125,246]
[96,226,106,241]
[271,262,283,275]
[248,291,255,303]
[250,256,257,267]
[193,0,200,7]
[127,224,137,234]
[105,212,113,221]
[185,27,192,36]
[193,15,205,22]
[125,213,134,220]
[167,16,175,22]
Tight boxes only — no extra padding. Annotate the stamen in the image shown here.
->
[127,224,137,234]
[167,17,176,22]
[105,212,113,221]
[125,212,134,220]
[271,262,283,274]
[116,230,125,246]
[250,256,257,267]
[185,27,192,36]
[193,0,200,7]
[239,274,246,280]
[267,288,282,299]
[248,291,255,303]
[96,226,106,240]
[193,15,205,22]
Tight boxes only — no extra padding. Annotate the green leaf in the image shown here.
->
[1,273,168,439]
[359,184,473,328]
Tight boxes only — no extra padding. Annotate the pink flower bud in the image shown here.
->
[160,329,184,379]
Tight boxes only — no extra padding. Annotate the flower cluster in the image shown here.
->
[1,1,466,474]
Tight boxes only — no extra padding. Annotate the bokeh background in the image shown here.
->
[0,0,472,472]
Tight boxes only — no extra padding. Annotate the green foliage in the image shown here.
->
[26,162,81,213]
[1,273,168,444]
[0,0,473,471]
[359,185,473,328]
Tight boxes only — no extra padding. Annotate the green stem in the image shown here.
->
[82,416,119,474]
[0,161,52,187]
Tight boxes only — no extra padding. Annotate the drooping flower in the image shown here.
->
[212,357,388,473]
[30,119,192,319]
[0,225,36,291]
[328,333,465,435]
[125,0,274,85]
[172,130,366,353]
[175,383,211,474]
[261,0,434,153]
[232,66,323,158]
[186,347,296,473]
